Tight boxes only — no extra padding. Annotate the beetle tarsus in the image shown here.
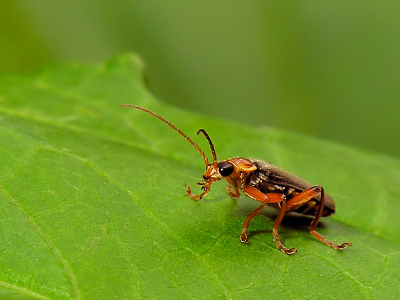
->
[273,228,298,254]
[186,184,210,201]
[310,230,352,250]
[282,247,298,255]
[240,230,249,243]
[186,184,200,200]
[275,238,297,254]
[341,242,352,249]
[274,237,297,254]
[329,241,351,250]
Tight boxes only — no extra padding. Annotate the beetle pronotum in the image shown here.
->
[122,104,351,254]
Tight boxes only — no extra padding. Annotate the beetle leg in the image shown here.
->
[240,202,266,243]
[224,177,241,199]
[242,186,297,254]
[226,185,241,199]
[286,186,352,250]
[271,197,297,254]
[285,185,322,211]
[308,187,352,250]
[186,184,210,201]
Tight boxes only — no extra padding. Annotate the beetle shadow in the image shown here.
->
[246,211,327,240]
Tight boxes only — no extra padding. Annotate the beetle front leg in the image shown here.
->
[186,182,210,200]
[242,186,297,254]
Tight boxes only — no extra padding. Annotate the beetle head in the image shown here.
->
[183,130,253,200]
[187,152,257,200]
[185,129,222,200]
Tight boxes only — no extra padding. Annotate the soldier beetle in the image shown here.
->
[122,105,351,254]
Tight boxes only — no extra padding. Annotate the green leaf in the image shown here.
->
[0,53,399,299]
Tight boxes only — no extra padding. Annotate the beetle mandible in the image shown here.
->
[122,104,351,254]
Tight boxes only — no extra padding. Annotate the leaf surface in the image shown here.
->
[0,54,399,299]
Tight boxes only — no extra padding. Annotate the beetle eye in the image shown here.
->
[218,161,234,177]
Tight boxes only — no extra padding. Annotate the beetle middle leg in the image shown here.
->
[286,186,351,250]
[226,185,241,199]
[242,186,297,254]
[224,177,241,199]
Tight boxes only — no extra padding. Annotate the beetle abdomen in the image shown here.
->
[248,159,335,217]
[292,200,334,217]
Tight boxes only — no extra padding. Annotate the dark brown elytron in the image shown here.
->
[122,104,351,254]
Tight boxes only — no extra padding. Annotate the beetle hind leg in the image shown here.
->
[310,230,352,250]
[286,185,351,251]
[308,187,352,250]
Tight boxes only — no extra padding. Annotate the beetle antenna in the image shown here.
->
[122,104,210,167]
[197,129,217,166]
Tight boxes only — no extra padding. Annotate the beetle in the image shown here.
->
[122,104,351,254]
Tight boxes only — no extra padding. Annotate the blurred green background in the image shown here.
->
[2,1,400,157]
